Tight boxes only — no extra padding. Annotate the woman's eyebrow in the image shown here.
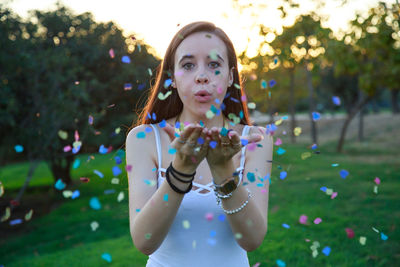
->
[178,54,225,65]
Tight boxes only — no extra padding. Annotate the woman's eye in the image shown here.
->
[209,62,220,68]
[183,63,194,70]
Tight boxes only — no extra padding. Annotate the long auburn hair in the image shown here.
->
[131,21,251,129]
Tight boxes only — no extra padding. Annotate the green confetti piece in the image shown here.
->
[145,233,152,240]
[234,83,240,89]
[182,220,190,229]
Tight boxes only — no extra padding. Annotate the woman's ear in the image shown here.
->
[228,67,234,86]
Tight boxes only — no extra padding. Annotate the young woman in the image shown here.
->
[126,21,273,267]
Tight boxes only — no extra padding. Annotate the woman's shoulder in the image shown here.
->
[126,124,157,147]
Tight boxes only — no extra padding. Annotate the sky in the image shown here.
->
[5,0,396,59]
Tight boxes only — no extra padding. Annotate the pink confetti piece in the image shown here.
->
[314,218,322,224]
[126,165,132,172]
[109,48,115,58]
[217,87,223,94]
[345,228,355,238]
[331,192,338,199]
[374,177,381,185]
[205,213,214,221]
[63,145,72,152]
[247,142,257,151]
[274,138,282,146]
[299,215,308,225]
[74,130,79,141]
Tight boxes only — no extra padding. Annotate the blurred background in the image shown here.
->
[0,0,399,266]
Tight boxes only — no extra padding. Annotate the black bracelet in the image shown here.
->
[166,168,192,194]
[168,165,194,183]
[169,162,196,177]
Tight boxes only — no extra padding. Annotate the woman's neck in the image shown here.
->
[176,110,226,129]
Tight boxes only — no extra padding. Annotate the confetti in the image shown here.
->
[345,228,354,238]
[117,192,124,202]
[299,215,308,225]
[279,171,287,179]
[101,253,112,263]
[331,192,338,199]
[268,79,277,87]
[158,90,172,100]
[247,102,256,109]
[89,197,101,210]
[25,209,33,221]
[91,221,99,231]
[205,213,213,221]
[14,145,24,153]
[332,96,341,106]
[99,145,108,154]
[109,48,115,58]
[331,163,339,167]
[122,55,130,63]
[9,219,23,226]
[1,207,10,222]
[294,127,302,136]
[80,177,90,183]
[126,165,132,172]
[71,190,80,199]
[54,179,66,190]
[359,236,366,245]
[276,259,286,267]
[276,147,286,155]
[339,169,349,179]
[94,170,104,178]
[261,80,267,89]
[72,159,80,169]
[136,132,146,139]
[381,232,388,241]
[311,144,318,150]
[104,189,115,194]
[0,182,4,197]
[58,130,68,140]
[374,177,381,185]
[206,110,215,119]
[63,190,72,198]
[314,218,322,224]
[159,120,167,128]
[235,233,243,239]
[182,220,190,229]
[148,68,153,76]
[274,138,282,146]
[301,152,311,160]
[63,145,72,152]
[168,147,177,154]
[312,112,321,121]
[322,246,331,256]
[164,79,172,88]
[163,194,169,201]
[282,223,290,229]
[111,178,119,184]
[124,83,132,90]
[145,233,152,240]
[209,141,217,149]
[247,172,256,182]
[88,115,94,125]
[112,166,122,176]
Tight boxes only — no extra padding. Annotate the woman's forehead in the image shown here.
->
[175,32,228,61]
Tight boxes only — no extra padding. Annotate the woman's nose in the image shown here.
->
[195,73,209,84]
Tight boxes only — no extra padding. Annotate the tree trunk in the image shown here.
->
[391,89,400,114]
[289,67,296,143]
[305,63,317,144]
[11,160,40,211]
[337,96,371,152]
[358,89,365,142]
[49,154,75,185]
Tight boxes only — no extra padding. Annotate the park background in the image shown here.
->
[0,0,399,266]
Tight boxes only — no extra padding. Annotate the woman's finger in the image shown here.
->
[172,124,196,148]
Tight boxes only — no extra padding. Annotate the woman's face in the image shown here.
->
[173,32,233,116]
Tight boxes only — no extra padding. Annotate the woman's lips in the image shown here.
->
[194,95,212,103]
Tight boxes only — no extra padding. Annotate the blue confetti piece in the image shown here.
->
[152,167,157,172]
[277,147,286,155]
[115,156,122,165]
[159,120,166,128]
[247,172,256,182]
[94,170,104,178]
[90,197,101,210]
[122,55,130,63]
[276,259,286,267]
[331,163,339,167]
[168,147,177,154]
[197,137,204,145]
[72,145,81,154]
[104,189,115,194]
[174,133,180,138]
[145,126,153,133]
[268,79,277,88]
[320,186,327,192]
[54,179,66,190]
[282,223,290,229]
[99,145,108,154]
[215,99,220,104]
[266,124,278,132]
[230,97,240,103]
[274,58,278,64]
[136,132,146,139]
[261,80,267,89]
[73,159,81,169]
[332,96,341,106]
[101,253,112,263]
[175,121,180,129]
[280,171,287,179]
[112,166,122,176]
[381,232,388,240]
[210,105,219,114]
[210,230,217,237]
[311,144,318,150]
[71,190,80,199]
[220,127,228,137]
[163,194,169,201]
[14,145,24,153]
[239,110,244,119]
[199,120,204,127]
[124,83,132,90]
[164,79,172,88]
[138,83,146,90]
[146,112,151,119]
[241,139,249,146]
[9,219,23,225]
[209,141,217,149]
[312,112,321,121]
[218,214,226,222]
[322,246,331,256]
[282,116,289,120]
[340,169,349,179]
[207,238,217,246]
[152,112,156,120]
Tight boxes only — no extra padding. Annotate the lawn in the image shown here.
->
[0,137,399,266]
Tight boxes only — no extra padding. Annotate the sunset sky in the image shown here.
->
[7,0,396,58]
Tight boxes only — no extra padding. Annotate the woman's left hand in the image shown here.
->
[205,127,263,167]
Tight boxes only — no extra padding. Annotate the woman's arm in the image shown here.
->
[209,126,273,251]
[127,124,209,255]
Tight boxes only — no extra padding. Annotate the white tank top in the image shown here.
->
[146,124,251,267]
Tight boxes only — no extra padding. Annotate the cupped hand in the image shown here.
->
[205,127,263,167]
[162,123,211,173]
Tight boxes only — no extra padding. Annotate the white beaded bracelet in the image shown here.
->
[221,188,252,215]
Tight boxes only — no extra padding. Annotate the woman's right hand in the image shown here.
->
[161,123,211,174]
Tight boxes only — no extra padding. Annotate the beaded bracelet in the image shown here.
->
[220,188,252,215]
[214,191,233,206]
[165,167,193,194]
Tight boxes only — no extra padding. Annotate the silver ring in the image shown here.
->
[188,142,196,147]
[233,143,241,147]
[221,142,230,146]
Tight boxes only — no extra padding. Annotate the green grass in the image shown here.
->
[0,142,399,266]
